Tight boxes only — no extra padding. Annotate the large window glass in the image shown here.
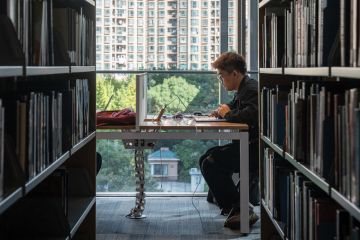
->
[96,73,233,193]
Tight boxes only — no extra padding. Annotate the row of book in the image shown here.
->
[1,79,89,183]
[263,148,360,240]
[261,0,360,68]
[4,0,94,66]
[261,82,360,206]
[0,100,4,197]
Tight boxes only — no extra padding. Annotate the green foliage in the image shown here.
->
[173,140,218,181]
[147,76,199,114]
[148,73,220,113]
[96,74,136,111]
[96,139,158,192]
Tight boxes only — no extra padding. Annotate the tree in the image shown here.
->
[173,140,218,181]
[96,140,159,191]
[96,74,136,111]
[147,76,199,114]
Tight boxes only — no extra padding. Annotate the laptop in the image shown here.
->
[193,115,227,122]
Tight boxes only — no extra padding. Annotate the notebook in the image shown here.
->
[193,115,227,122]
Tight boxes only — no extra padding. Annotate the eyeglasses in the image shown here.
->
[217,74,224,83]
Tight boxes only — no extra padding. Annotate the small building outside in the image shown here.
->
[189,168,205,192]
[148,147,179,181]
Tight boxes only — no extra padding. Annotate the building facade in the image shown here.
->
[148,147,179,181]
[96,0,237,70]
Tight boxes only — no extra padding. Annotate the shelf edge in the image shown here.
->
[262,199,286,239]
[0,188,23,215]
[25,151,71,194]
[331,189,360,222]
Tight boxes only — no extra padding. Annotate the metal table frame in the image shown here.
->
[97,129,250,233]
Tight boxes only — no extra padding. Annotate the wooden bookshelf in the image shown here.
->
[259,0,360,239]
[0,0,96,239]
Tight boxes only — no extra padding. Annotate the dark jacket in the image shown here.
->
[224,75,259,143]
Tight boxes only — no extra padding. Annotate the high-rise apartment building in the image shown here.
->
[96,0,237,70]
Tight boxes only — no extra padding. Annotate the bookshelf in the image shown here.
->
[0,0,96,239]
[259,0,360,239]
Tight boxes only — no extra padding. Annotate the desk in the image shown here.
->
[97,119,250,233]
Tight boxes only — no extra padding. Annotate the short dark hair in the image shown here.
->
[211,52,247,74]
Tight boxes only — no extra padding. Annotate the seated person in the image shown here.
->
[198,51,259,229]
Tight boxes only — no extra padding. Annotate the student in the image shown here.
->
[199,51,259,229]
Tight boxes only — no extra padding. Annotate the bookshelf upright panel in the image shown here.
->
[0,0,96,239]
[259,0,360,239]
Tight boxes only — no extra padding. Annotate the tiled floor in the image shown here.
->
[96,196,260,239]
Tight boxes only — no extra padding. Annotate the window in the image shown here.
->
[190,63,198,69]
[190,54,198,61]
[158,19,165,26]
[158,2,165,8]
[152,164,168,176]
[158,10,165,17]
[158,37,165,44]
[179,64,187,69]
[180,37,186,43]
[179,10,186,17]
[191,10,199,17]
[128,1,135,8]
[191,37,198,44]
[148,2,155,8]
[191,1,197,8]
[180,54,187,61]
[158,28,165,35]
[190,45,199,52]
[180,19,187,27]
[148,19,155,26]
[191,28,199,34]
[191,19,199,25]
[158,46,165,52]
[180,46,187,52]
[158,55,165,61]
[180,28,187,35]
[180,1,187,8]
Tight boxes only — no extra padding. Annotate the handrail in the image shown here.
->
[96,70,259,74]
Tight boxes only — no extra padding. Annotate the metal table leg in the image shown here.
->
[126,149,146,219]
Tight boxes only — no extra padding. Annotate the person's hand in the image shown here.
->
[217,104,230,118]
[209,108,220,117]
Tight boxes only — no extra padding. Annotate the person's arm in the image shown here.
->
[224,88,258,125]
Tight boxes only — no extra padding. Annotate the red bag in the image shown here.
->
[96,108,136,126]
